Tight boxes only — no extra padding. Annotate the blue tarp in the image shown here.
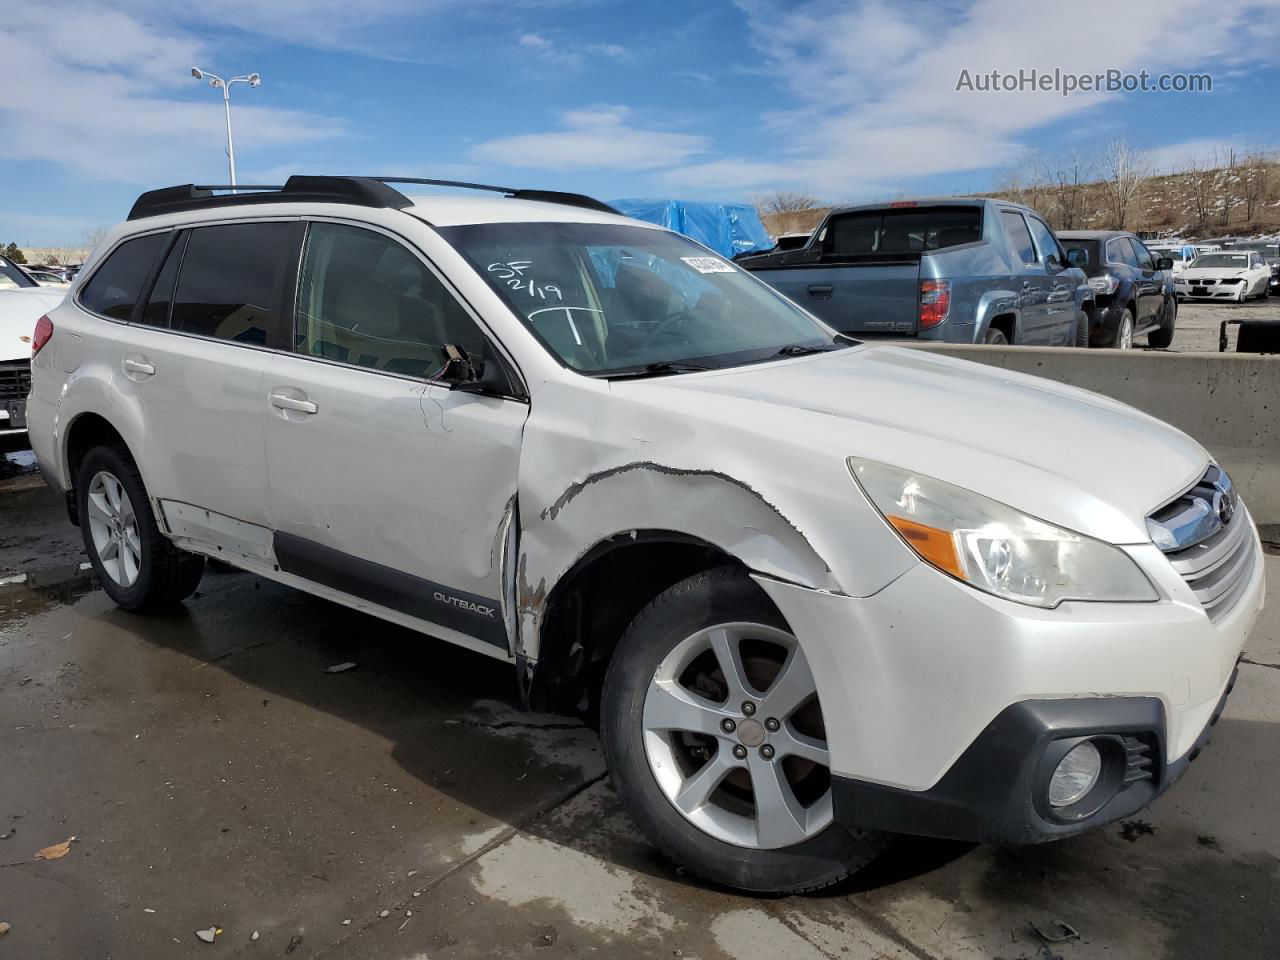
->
[608,199,774,259]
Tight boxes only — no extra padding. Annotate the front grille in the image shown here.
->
[0,360,31,403]
[1149,466,1256,623]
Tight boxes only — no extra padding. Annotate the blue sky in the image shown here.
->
[3,0,1279,246]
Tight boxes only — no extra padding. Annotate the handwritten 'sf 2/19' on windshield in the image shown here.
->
[681,256,734,274]
[487,261,563,301]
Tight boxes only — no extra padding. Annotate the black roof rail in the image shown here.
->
[365,177,619,215]
[127,176,414,221]
[127,175,618,221]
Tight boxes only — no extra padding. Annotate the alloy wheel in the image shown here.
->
[642,623,832,849]
[86,470,142,587]
[1117,315,1134,349]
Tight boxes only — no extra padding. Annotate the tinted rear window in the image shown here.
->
[1063,239,1099,268]
[79,233,166,320]
[826,206,982,257]
[171,223,291,344]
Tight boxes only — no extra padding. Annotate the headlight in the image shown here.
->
[848,458,1158,608]
[1088,274,1119,295]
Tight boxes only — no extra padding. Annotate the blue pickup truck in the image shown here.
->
[739,198,1094,346]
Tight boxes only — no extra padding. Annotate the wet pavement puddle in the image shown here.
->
[0,561,99,627]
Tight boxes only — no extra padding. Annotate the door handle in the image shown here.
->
[807,284,833,299]
[270,393,318,414]
[122,358,155,377]
[1022,280,1033,289]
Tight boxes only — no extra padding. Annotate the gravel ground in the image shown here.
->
[1163,297,1279,353]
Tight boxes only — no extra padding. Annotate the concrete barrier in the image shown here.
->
[911,344,1280,525]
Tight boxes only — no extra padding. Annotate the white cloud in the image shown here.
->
[660,0,1280,197]
[0,5,342,184]
[1142,136,1277,175]
[515,30,631,68]
[519,32,553,50]
[470,105,708,171]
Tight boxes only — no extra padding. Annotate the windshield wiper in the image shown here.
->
[768,342,848,359]
[599,361,712,380]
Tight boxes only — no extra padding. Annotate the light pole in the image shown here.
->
[190,68,262,189]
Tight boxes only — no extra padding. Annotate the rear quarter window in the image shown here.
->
[79,233,167,320]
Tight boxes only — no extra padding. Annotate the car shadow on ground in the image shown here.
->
[5,553,984,896]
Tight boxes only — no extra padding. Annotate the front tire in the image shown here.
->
[1075,309,1090,347]
[601,567,887,893]
[77,445,203,612]
[1147,297,1176,349]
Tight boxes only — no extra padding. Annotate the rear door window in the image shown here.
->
[1108,238,1139,267]
[1128,238,1155,270]
[79,233,167,320]
[1000,211,1037,265]
[1025,217,1062,263]
[826,206,981,257]
[171,222,291,344]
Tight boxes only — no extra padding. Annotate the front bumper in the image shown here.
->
[752,519,1264,844]
[0,398,27,436]
[1175,279,1245,299]
[829,670,1235,844]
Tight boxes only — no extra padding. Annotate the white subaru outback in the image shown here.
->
[27,177,1265,894]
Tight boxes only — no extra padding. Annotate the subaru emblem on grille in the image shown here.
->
[1216,491,1235,525]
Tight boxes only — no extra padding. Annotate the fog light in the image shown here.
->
[1048,741,1102,807]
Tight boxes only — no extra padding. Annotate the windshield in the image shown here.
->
[438,221,844,375]
[1191,254,1250,269]
[0,257,38,290]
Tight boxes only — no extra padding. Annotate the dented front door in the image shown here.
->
[261,220,526,653]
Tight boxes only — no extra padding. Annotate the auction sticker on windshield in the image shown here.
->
[681,256,735,274]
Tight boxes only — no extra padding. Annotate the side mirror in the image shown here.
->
[1156,257,1174,271]
[444,343,517,397]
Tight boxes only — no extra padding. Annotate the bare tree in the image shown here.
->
[1099,138,1151,230]
[756,191,821,215]
[81,225,110,255]
[1215,147,1238,227]
[1048,150,1091,230]
[1181,153,1215,235]
[995,153,1052,214]
[1240,149,1273,222]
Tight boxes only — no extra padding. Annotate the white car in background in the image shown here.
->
[1175,251,1272,302]
[1148,243,1207,277]
[24,268,72,287]
[1,256,67,436]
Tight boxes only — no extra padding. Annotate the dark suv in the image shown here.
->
[1059,231,1176,349]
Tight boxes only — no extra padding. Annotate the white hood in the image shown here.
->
[0,287,65,361]
[650,345,1208,544]
[1179,266,1248,281]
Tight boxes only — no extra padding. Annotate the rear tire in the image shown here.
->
[983,327,1009,345]
[1113,309,1135,349]
[600,567,887,893]
[77,444,203,612]
[1147,297,1176,349]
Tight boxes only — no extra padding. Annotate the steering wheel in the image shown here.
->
[643,310,701,346]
